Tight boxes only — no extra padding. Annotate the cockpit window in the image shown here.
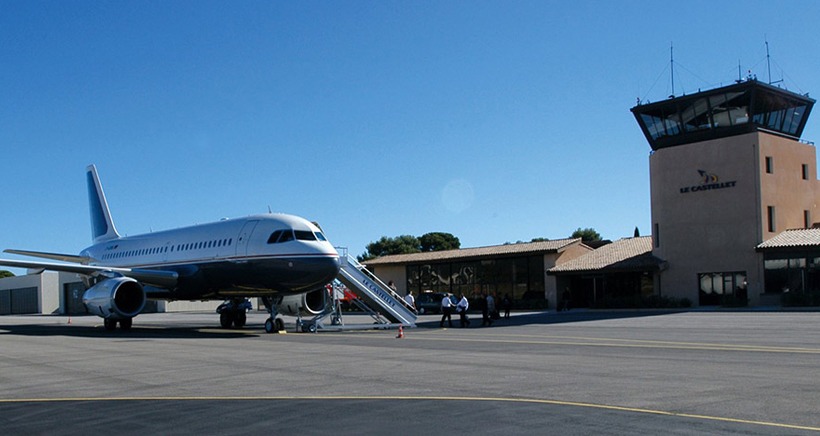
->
[267,229,295,243]
[315,232,327,241]
[279,230,294,242]
[267,230,283,244]
[267,229,294,243]
[294,230,317,241]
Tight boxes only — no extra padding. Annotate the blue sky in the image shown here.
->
[2,1,820,272]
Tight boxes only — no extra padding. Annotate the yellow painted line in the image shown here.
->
[0,395,818,432]
[380,330,820,354]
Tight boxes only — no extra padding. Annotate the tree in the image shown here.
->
[571,227,602,242]
[419,232,460,252]
[358,235,421,262]
[634,226,640,237]
[0,270,13,279]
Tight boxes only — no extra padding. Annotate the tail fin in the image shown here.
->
[86,165,120,243]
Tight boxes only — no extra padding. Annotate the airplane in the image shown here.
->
[0,165,341,333]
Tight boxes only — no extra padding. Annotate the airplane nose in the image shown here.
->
[307,255,341,289]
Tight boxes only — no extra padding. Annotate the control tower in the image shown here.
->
[631,79,817,306]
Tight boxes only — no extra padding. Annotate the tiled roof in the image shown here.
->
[363,238,583,266]
[548,236,663,274]
[757,228,820,250]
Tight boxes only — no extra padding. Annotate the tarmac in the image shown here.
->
[2,309,820,435]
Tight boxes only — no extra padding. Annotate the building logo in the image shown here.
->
[680,170,737,194]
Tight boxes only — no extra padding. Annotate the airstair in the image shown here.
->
[336,253,417,327]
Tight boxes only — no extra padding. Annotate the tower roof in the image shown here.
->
[631,80,815,151]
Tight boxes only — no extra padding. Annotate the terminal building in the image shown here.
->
[632,79,818,306]
[368,79,820,308]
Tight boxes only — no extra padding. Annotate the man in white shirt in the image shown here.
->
[456,294,470,328]
[404,292,415,309]
[439,294,454,328]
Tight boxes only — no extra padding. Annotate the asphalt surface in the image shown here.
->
[2,309,820,435]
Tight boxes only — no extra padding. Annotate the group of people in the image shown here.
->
[391,280,515,329]
[439,292,511,328]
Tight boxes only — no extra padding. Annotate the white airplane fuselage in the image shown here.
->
[82,213,341,300]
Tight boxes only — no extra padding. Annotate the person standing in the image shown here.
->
[502,294,512,319]
[480,293,490,326]
[404,291,415,309]
[560,287,571,311]
[440,294,454,328]
[456,294,470,327]
[485,293,496,326]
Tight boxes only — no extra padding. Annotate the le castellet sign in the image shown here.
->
[680,170,737,194]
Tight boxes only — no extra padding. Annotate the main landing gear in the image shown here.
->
[262,296,285,334]
[103,317,132,331]
[216,298,252,329]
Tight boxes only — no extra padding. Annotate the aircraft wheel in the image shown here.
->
[120,318,133,331]
[220,311,233,328]
[234,311,247,328]
[264,318,274,333]
[103,318,117,331]
[275,317,285,332]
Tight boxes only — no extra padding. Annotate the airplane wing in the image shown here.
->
[4,249,91,264]
[0,257,179,289]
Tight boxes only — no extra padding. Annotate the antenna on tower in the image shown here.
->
[765,37,783,86]
[766,38,772,84]
[669,42,675,97]
[737,59,742,83]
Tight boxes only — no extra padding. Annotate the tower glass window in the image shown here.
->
[632,81,815,151]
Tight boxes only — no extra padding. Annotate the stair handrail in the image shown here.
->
[345,254,418,314]
[338,265,414,326]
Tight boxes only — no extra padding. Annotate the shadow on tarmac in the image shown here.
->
[0,322,256,339]
[414,309,685,329]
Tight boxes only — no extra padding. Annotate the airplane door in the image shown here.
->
[235,220,259,256]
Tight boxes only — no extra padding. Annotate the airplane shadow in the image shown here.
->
[0,323,259,339]
[414,309,685,329]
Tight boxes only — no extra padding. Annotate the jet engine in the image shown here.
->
[83,277,146,319]
[278,288,327,316]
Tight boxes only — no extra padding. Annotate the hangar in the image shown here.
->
[0,270,212,315]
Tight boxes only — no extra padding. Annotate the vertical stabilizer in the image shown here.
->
[86,165,120,243]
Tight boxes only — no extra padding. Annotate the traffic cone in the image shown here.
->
[67,315,71,325]
[396,325,404,339]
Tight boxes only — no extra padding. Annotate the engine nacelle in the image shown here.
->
[279,288,327,316]
[83,277,146,319]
